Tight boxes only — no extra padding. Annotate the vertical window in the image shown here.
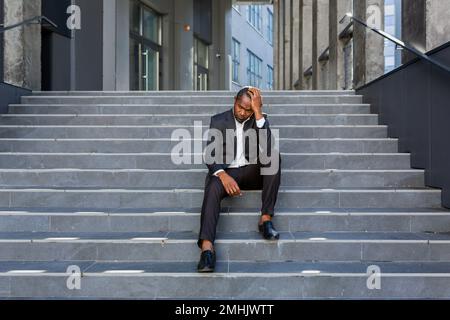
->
[247,50,262,87]
[232,38,241,83]
[247,5,262,31]
[267,65,274,90]
[267,9,273,45]
[194,37,209,91]
[129,0,162,91]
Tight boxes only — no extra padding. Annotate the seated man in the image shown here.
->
[197,87,282,273]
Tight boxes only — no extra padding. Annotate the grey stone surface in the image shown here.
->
[0,91,446,299]
[3,0,41,90]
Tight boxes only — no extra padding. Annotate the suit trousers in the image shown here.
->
[197,163,281,248]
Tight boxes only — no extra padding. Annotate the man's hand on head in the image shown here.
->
[247,87,263,121]
[217,171,242,197]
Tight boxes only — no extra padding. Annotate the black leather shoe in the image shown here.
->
[258,221,280,240]
[197,250,216,273]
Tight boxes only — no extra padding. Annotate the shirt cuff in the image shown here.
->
[213,169,225,177]
[256,117,266,128]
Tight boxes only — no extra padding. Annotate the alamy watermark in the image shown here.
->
[170,121,281,176]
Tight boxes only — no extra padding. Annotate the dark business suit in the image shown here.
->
[197,109,282,248]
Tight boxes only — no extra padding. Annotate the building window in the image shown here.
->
[194,37,209,91]
[384,0,402,73]
[232,38,241,83]
[129,0,162,91]
[267,65,274,90]
[267,9,273,45]
[247,50,262,87]
[247,5,262,31]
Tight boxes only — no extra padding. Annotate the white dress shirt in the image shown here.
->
[213,111,266,177]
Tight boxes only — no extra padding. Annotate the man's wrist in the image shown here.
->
[254,110,264,121]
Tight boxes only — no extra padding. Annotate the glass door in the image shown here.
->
[129,0,162,91]
[194,37,209,91]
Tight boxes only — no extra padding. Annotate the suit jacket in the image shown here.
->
[204,109,275,176]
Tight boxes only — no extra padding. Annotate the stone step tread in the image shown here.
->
[0,124,387,128]
[31,90,356,94]
[0,207,449,216]
[1,261,449,274]
[0,186,438,192]
[12,103,368,107]
[26,94,360,98]
[0,137,398,141]
[0,168,424,173]
[0,231,448,242]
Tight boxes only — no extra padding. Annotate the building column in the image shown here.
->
[283,0,292,89]
[329,0,352,90]
[3,0,41,90]
[211,0,232,90]
[173,0,194,90]
[301,0,313,90]
[353,0,385,88]
[312,0,329,90]
[273,0,279,89]
[402,0,450,63]
[292,0,302,90]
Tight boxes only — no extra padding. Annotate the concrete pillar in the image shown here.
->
[292,0,303,90]
[273,0,280,89]
[3,0,41,90]
[283,0,292,89]
[302,0,313,90]
[279,0,285,89]
[425,1,450,51]
[402,0,450,63]
[353,0,385,88]
[328,0,352,90]
[312,0,329,90]
[173,0,194,90]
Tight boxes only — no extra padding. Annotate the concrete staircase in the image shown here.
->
[0,90,449,299]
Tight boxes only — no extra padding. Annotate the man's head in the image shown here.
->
[234,87,254,123]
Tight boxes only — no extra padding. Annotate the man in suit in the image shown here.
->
[197,87,282,272]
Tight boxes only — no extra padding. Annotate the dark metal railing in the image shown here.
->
[340,13,450,74]
[0,15,57,34]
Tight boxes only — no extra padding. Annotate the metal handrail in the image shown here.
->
[340,13,450,74]
[0,16,57,34]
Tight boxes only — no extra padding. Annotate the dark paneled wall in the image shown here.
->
[357,42,450,208]
[74,0,103,90]
[42,0,72,37]
[0,0,4,82]
[194,0,212,44]
[0,82,31,114]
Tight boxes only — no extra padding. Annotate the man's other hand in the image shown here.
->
[217,172,242,197]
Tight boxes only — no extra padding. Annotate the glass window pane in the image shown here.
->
[143,8,160,44]
[130,0,141,34]
[129,38,141,90]
[196,39,209,69]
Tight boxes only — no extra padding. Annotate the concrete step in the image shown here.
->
[0,114,380,126]
[1,208,449,233]
[0,169,426,188]
[9,103,372,115]
[0,138,399,153]
[0,231,448,262]
[2,260,450,299]
[21,95,363,105]
[31,90,357,96]
[0,153,412,170]
[0,125,389,139]
[0,187,441,209]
